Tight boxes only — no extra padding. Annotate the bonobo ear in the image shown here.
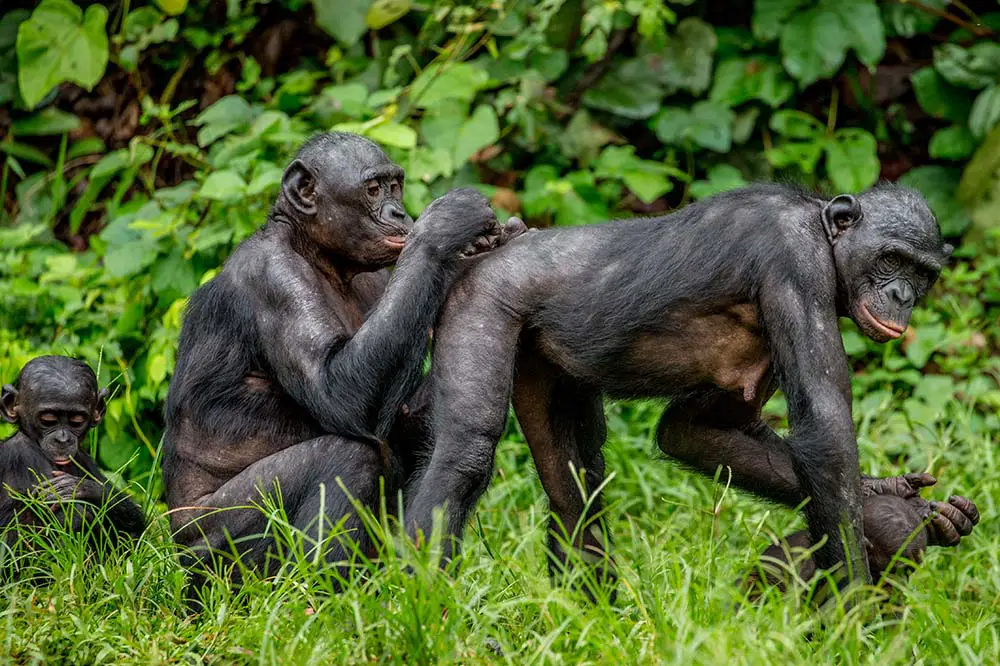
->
[1,385,18,423]
[93,388,109,425]
[281,159,318,217]
[821,194,862,245]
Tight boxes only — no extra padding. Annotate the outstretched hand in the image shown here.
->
[863,472,980,547]
[460,216,529,258]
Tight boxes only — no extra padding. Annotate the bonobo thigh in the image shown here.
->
[175,435,391,580]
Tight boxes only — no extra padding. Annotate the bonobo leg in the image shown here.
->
[512,345,613,590]
[404,283,522,560]
[174,436,390,590]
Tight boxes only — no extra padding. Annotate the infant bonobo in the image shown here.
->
[0,356,145,544]
[744,480,979,596]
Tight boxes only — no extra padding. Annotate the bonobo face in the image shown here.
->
[824,185,951,343]
[1,356,106,466]
[279,132,414,268]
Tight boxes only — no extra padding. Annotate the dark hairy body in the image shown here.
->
[0,356,145,547]
[406,183,963,588]
[162,133,523,586]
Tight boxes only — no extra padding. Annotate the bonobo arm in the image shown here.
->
[758,276,869,582]
[49,470,146,539]
[258,189,502,443]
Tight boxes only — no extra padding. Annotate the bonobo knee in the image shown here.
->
[655,410,695,459]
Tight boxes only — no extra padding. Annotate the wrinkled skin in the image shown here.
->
[743,484,979,597]
[162,132,524,595]
[0,356,145,545]
[404,183,953,596]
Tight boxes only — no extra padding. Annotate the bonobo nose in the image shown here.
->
[887,280,914,308]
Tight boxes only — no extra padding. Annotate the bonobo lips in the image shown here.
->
[51,458,70,466]
[859,302,906,340]
[384,235,407,250]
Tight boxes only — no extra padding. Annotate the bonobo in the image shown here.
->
[163,132,524,584]
[406,183,953,589]
[744,486,979,595]
[0,356,145,543]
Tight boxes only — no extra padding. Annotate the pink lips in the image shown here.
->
[860,303,906,339]
[384,236,406,250]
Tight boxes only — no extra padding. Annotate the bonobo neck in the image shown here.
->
[268,212,358,287]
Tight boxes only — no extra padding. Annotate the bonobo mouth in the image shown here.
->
[859,302,906,340]
[383,235,407,250]
[51,457,70,466]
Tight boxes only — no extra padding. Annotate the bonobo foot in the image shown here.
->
[547,522,618,603]
[742,476,980,600]
[460,216,528,257]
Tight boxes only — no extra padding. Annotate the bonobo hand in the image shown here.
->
[863,472,979,547]
[49,470,102,503]
[411,188,501,258]
[460,216,529,258]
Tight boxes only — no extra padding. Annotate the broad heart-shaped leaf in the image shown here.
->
[658,17,717,95]
[653,102,734,153]
[780,8,850,87]
[825,128,880,192]
[898,166,972,236]
[709,57,794,108]
[969,84,1000,139]
[690,164,747,201]
[752,0,810,41]
[367,122,417,149]
[582,56,665,119]
[928,125,976,161]
[312,0,370,46]
[198,170,247,202]
[910,67,974,123]
[194,95,254,146]
[409,62,489,109]
[933,42,1000,90]
[16,0,109,109]
[827,0,884,68]
[453,105,499,166]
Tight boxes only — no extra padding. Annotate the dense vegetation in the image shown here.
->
[0,0,998,663]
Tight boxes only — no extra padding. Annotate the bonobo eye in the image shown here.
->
[366,179,381,198]
[880,254,903,272]
[389,179,402,198]
[38,412,58,427]
[69,414,87,428]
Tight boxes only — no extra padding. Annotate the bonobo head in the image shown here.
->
[1,356,107,466]
[822,184,951,343]
[275,132,413,268]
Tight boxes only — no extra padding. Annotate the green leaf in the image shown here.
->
[659,17,717,96]
[91,143,153,179]
[653,102,734,153]
[752,0,810,42]
[410,63,489,109]
[929,125,977,161]
[769,110,824,139]
[194,95,254,146]
[11,108,81,136]
[313,0,370,46]
[366,0,410,29]
[829,0,884,68]
[883,0,943,37]
[454,105,499,166]
[198,170,247,202]
[367,122,418,149]
[0,139,53,166]
[582,57,665,119]
[910,67,974,123]
[969,84,1000,139]
[16,0,109,109]
[690,164,747,201]
[710,57,794,108]
[825,128,879,192]
[898,166,972,236]
[933,43,1000,90]
[780,9,850,87]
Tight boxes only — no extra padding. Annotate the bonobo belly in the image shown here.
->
[613,303,771,401]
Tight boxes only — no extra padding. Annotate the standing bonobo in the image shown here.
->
[0,356,145,544]
[163,133,524,583]
[406,183,957,590]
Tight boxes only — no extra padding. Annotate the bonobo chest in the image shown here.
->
[622,302,772,403]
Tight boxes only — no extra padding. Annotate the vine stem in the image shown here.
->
[894,0,994,37]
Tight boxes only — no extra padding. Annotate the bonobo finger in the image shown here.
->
[501,217,528,241]
[928,506,962,547]
[934,500,975,536]
[903,472,937,490]
[51,470,66,477]
[949,495,981,525]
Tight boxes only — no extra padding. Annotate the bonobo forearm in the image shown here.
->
[316,244,455,441]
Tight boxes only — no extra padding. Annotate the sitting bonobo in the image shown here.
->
[163,132,524,588]
[744,485,979,596]
[404,182,967,593]
[0,356,145,546]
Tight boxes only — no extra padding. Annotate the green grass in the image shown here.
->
[2,396,997,666]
